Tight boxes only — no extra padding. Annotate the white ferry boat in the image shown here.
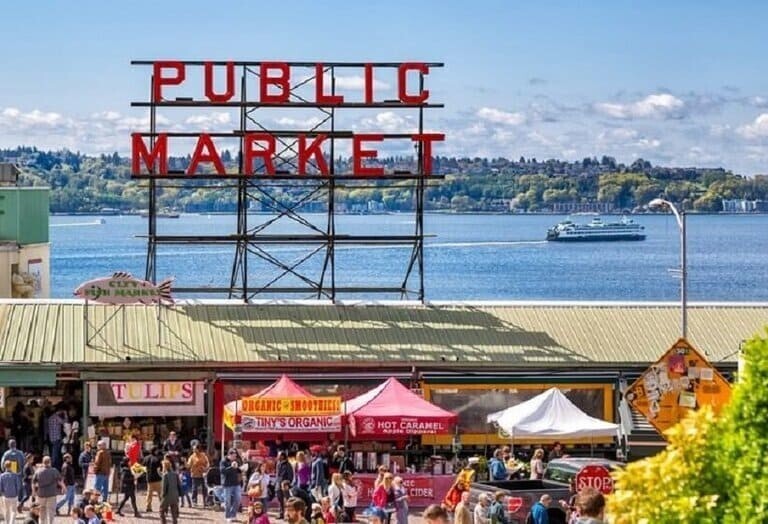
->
[546,214,646,241]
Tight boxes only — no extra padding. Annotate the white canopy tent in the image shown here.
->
[487,387,619,440]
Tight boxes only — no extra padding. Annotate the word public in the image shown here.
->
[131,61,444,177]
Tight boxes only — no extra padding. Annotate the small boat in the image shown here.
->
[546,214,646,241]
[139,209,180,219]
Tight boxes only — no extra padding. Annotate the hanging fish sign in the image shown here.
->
[74,272,174,305]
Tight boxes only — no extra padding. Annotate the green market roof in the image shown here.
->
[0,301,765,369]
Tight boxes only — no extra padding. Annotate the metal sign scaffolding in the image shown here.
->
[131,60,444,302]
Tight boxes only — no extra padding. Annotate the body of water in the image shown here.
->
[50,213,768,301]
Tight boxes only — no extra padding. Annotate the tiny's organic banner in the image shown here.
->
[625,338,732,435]
[240,414,341,433]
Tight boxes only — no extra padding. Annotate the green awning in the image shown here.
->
[0,367,57,387]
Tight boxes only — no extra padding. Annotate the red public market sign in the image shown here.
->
[131,61,444,178]
[575,465,614,495]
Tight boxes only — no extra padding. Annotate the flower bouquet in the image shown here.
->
[131,462,147,480]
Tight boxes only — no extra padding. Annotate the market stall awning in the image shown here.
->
[488,387,619,439]
[344,377,457,437]
[223,374,342,434]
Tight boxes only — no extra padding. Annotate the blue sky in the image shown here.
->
[1,1,768,174]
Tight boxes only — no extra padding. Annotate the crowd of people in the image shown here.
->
[0,431,388,524]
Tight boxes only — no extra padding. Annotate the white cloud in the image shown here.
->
[274,116,323,128]
[594,93,685,119]
[357,111,416,133]
[1,107,70,129]
[737,113,768,139]
[334,75,390,91]
[476,107,526,126]
[184,112,232,127]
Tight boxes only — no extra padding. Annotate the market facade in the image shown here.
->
[1,301,763,451]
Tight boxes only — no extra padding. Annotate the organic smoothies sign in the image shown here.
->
[625,338,732,435]
[241,396,341,416]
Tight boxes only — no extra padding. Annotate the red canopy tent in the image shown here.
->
[344,377,457,437]
[222,374,342,439]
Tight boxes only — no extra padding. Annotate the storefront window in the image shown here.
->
[428,386,605,434]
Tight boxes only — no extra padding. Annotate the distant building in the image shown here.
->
[721,199,768,213]
[552,202,615,214]
[0,163,50,298]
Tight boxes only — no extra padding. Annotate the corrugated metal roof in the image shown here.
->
[0,302,764,368]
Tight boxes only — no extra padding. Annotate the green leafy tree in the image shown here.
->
[607,330,768,523]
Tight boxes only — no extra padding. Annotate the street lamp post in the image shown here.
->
[649,198,687,339]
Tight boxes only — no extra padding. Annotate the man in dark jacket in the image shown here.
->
[275,452,295,519]
[220,449,242,522]
[116,458,141,518]
[160,460,180,524]
[143,448,163,512]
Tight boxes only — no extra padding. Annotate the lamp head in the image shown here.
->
[648,198,668,210]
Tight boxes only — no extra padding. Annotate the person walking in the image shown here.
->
[574,487,606,524]
[55,453,76,515]
[489,491,508,524]
[454,491,472,524]
[392,476,409,524]
[221,449,242,523]
[474,493,491,524]
[92,440,111,503]
[0,460,23,523]
[178,464,192,508]
[46,407,67,471]
[116,457,141,518]
[160,459,180,524]
[32,456,63,524]
[310,450,327,500]
[186,444,209,507]
[275,451,294,519]
[530,494,551,524]
[295,451,310,490]
[20,453,35,512]
[77,442,93,483]
[340,472,358,523]
[530,449,545,480]
[1,439,25,509]
[144,447,163,512]
[489,449,507,481]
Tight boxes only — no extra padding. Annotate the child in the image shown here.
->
[178,464,193,507]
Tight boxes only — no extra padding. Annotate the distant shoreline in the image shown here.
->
[50,210,768,217]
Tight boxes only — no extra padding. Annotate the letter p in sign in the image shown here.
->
[575,465,614,495]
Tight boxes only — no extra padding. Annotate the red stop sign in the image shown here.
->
[575,465,614,495]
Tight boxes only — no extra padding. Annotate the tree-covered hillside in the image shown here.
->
[2,147,767,213]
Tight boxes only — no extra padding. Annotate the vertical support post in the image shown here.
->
[81,381,90,447]
[121,305,126,348]
[417,71,426,302]
[681,211,687,340]
[207,378,215,456]
[83,299,89,347]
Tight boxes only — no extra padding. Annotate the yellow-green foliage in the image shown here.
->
[606,407,720,524]
[713,331,768,522]
[606,330,768,523]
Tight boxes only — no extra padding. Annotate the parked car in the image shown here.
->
[468,457,622,524]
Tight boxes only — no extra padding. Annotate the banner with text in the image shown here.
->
[241,414,341,433]
[241,396,341,416]
[89,381,205,417]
